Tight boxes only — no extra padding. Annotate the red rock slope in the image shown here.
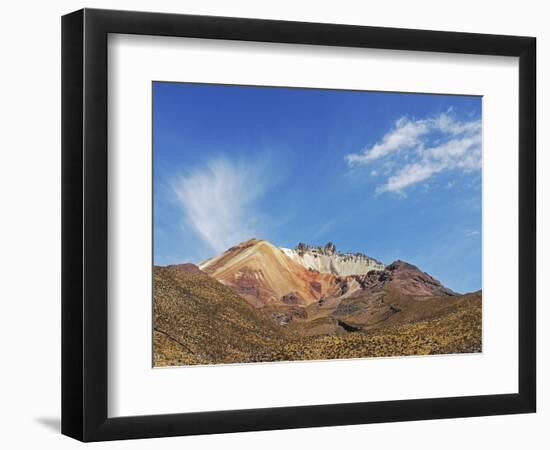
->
[199,239,348,307]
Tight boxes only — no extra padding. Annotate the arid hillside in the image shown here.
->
[153,251,482,367]
[153,265,286,366]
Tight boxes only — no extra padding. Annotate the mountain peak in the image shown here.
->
[386,260,419,271]
[199,237,335,307]
[228,238,264,249]
[381,259,456,296]
[296,241,337,256]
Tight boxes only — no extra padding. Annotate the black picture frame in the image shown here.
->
[61,8,536,442]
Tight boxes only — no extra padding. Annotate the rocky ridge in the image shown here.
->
[281,242,384,276]
[198,239,456,312]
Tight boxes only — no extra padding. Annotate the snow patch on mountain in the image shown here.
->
[280,242,384,276]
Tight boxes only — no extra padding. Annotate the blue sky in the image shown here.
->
[153,82,482,293]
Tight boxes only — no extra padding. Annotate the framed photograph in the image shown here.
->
[62,8,536,441]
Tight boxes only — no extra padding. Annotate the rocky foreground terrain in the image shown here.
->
[154,239,481,366]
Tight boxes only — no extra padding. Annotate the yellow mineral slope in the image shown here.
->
[199,239,346,307]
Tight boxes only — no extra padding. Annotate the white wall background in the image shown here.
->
[0,0,546,448]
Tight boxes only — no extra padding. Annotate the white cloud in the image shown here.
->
[377,162,441,194]
[346,112,481,194]
[173,157,267,253]
[346,117,430,165]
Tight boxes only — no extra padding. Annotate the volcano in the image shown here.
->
[153,238,481,366]
[198,239,345,307]
[199,239,455,308]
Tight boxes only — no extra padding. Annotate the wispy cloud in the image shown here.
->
[346,112,481,194]
[173,157,268,253]
[307,219,337,242]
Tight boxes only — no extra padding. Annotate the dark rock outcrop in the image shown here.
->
[337,320,361,332]
[349,260,456,298]
[281,291,304,305]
